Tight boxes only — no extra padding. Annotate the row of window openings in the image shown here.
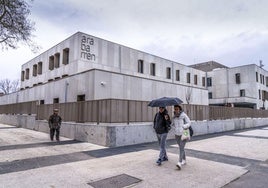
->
[208,89,268,100]
[207,73,268,87]
[39,95,85,104]
[138,60,203,86]
[21,48,69,81]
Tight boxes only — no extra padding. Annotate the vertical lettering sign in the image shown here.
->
[80,35,96,61]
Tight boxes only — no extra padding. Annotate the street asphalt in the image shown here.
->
[0,123,268,188]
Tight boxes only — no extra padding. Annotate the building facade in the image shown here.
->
[192,61,268,109]
[0,32,208,105]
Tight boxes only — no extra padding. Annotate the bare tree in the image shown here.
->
[185,87,192,104]
[0,79,20,94]
[0,0,40,52]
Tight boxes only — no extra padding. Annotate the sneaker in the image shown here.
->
[181,160,186,165]
[156,158,162,166]
[176,162,181,170]
[162,156,168,161]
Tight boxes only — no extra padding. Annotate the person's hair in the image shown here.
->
[174,105,182,111]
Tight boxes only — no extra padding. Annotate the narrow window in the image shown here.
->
[33,64,37,77]
[49,55,54,70]
[166,67,171,79]
[138,59,144,73]
[150,63,155,76]
[207,77,212,87]
[63,48,69,65]
[202,77,205,86]
[259,89,261,99]
[208,92,212,99]
[235,73,240,84]
[21,71,25,81]
[256,72,258,82]
[38,62,42,75]
[194,75,198,85]
[266,77,268,87]
[240,89,245,97]
[54,53,60,68]
[25,68,30,80]
[176,70,180,81]
[187,73,191,83]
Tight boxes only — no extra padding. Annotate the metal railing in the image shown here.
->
[0,99,268,123]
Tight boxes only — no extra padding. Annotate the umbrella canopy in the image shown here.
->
[148,97,183,107]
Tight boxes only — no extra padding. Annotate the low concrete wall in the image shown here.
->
[0,114,267,147]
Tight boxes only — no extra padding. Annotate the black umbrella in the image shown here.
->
[148,97,183,107]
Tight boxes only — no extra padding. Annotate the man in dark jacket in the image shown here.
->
[153,106,171,165]
[48,109,62,141]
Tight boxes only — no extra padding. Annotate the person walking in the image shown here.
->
[171,105,191,170]
[48,108,62,141]
[153,106,171,166]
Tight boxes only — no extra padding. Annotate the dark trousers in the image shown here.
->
[50,128,60,141]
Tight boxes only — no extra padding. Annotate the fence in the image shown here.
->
[0,99,268,123]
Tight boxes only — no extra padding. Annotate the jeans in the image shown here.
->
[50,128,60,141]
[156,133,168,160]
[175,135,187,162]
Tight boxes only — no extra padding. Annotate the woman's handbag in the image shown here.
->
[181,129,190,141]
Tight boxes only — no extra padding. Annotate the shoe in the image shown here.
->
[162,156,168,161]
[156,158,162,166]
[181,160,186,165]
[176,162,181,170]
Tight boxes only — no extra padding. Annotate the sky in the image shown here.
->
[1,0,268,80]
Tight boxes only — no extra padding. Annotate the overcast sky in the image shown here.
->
[1,0,268,80]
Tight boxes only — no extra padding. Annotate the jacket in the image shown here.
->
[153,109,171,134]
[48,114,62,129]
[171,111,191,136]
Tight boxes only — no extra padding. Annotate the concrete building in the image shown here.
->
[191,61,268,109]
[0,31,208,105]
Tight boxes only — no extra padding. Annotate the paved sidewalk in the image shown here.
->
[0,124,268,188]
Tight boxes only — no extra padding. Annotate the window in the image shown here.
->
[53,98,59,104]
[207,77,212,87]
[202,77,205,86]
[77,94,85,101]
[150,63,155,76]
[138,59,144,73]
[33,64,37,77]
[39,100,45,105]
[240,89,245,97]
[38,62,42,75]
[166,67,171,79]
[194,75,198,85]
[176,70,180,81]
[266,77,268,87]
[259,89,261,99]
[25,68,30,80]
[262,90,266,101]
[235,73,240,84]
[49,56,54,70]
[256,72,258,82]
[260,74,263,84]
[63,48,69,65]
[21,71,25,81]
[54,53,60,68]
[187,73,191,83]
[208,92,212,99]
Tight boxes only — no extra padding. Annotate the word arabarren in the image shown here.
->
[80,35,96,61]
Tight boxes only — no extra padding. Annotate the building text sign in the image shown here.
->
[80,35,96,61]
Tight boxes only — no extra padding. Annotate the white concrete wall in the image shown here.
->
[1,114,267,147]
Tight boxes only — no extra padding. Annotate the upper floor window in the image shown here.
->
[187,73,191,83]
[25,68,30,80]
[49,55,54,70]
[194,75,198,85]
[54,53,60,68]
[235,73,240,84]
[266,77,268,87]
[138,59,144,73]
[63,48,69,65]
[207,77,212,87]
[176,70,180,81]
[21,71,25,81]
[202,77,206,86]
[166,67,171,79]
[38,62,42,75]
[256,72,258,82]
[32,64,37,77]
[208,92,212,99]
[150,63,155,76]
